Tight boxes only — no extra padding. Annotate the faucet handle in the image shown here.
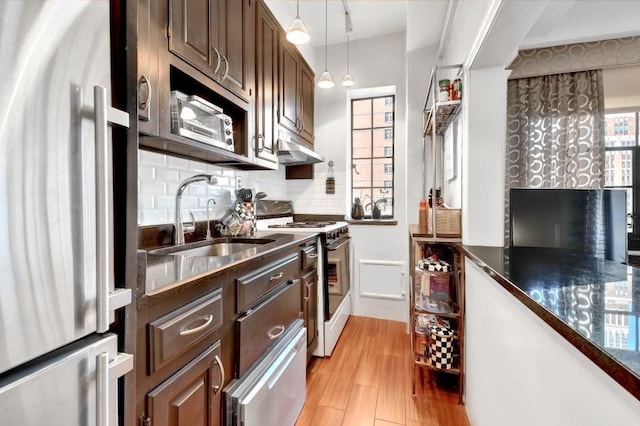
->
[184,210,196,234]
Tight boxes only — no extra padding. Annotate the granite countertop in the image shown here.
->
[140,231,317,295]
[462,245,640,399]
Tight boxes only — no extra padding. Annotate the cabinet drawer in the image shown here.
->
[237,253,300,313]
[149,289,223,374]
[301,243,318,271]
[236,279,302,376]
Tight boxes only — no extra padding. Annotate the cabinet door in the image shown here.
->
[254,1,278,164]
[218,0,253,101]
[147,341,224,426]
[168,0,219,79]
[299,63,315,144]
[279,41,300,134]
[302,271,318,350]
[137,0,160,135]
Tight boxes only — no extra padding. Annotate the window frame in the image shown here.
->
[351,95,395,219]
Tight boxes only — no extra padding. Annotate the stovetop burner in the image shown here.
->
[268,221,337,229]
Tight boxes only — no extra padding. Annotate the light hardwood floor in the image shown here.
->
[295,316,470,426]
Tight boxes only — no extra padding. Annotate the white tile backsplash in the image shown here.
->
[137,150,346,226]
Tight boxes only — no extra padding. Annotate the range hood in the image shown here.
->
[278,138,324,165]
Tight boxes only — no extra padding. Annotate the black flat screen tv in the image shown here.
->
[509,188,627,264]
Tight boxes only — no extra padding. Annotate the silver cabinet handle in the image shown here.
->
[269,272,284,281]
[304,282,311,302]
[257,134,264,153]
[300,120,304,132]
[307,253,318,259]
[96,352,109,426]
[268,325,285,339]
[179,315,214,336]
[94,86,131,333]
[221,55,230,81]
[211,47,221,73]
[212,354,225,394]
[138,74,152,112]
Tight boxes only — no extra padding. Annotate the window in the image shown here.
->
[352,95,395,219]
[604,111,639,233]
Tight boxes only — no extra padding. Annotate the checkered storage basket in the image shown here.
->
[429,324,454,369]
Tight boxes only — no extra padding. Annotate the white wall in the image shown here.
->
[465,260,640,426]
[310,31,409,321]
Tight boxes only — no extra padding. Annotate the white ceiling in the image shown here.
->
[264,1,640,59]
[264,0,448,51]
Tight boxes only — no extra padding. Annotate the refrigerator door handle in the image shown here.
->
[96,351,134,426]
[94,85,131,333]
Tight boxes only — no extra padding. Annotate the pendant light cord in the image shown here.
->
[347,33,350,73]
[324,0,328,71]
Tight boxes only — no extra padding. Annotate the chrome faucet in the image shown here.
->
[174,174,217,245]
[205,198,217,240]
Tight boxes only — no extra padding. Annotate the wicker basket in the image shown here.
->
[435,208,461,237]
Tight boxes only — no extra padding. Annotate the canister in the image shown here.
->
[438,79,450,102]
[429,324,454,369]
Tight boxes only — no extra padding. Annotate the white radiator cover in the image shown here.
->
[353,259,407,322]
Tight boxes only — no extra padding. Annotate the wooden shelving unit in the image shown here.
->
[409,225,465,404]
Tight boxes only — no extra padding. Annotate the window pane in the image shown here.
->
[353,129,371,159]
[372,158,393,187]
[353,99,371,129]
[373,128,392,156]
[372,97,393,127]
[605,112,636,147]
[373,189,393,217]
[352,159,371,188]
[605,150,633,186]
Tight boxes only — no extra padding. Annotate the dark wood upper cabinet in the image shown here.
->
[168,0,253,102]
[252,1,279,165]
[279,39,315,145]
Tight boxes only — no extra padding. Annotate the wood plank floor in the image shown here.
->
[295,316,470,426]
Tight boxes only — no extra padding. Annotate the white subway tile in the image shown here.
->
[187,159,207,173]
[139,150,166,166]
[180,196,199,209]
[167,156,189,170]
[155,168,180,183]
[155,195,175,210]
[140,180,166,195]
[138,164,155,180]
[138,194,154,210]
[139,210,169,225]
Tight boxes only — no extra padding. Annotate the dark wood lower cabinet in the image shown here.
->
[302,270,318,359]
[147,341,224,426]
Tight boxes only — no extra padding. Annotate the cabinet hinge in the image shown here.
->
[140,415,151,426]
[165,24,171,39]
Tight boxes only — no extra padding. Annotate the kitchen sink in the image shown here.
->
[150,237,276,257]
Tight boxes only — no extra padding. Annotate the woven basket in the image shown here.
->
[435,208,461,237]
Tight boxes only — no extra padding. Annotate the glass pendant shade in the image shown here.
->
[286,17,309,45]
[318,70,335,89]
[341,73,354,87]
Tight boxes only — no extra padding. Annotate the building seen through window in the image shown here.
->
[352,95,395,218]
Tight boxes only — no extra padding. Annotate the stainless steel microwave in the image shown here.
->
[170,91,234,152]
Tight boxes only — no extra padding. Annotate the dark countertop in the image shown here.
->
[141,231,317,295]
[462,245,640,400]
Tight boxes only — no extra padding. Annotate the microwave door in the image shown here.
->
[0,0,130,373]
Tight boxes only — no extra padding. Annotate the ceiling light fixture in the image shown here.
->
[342,32,354,87]
[317,0,335,89]
[285,0,309,45]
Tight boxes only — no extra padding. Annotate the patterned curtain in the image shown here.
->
[505,70,605,244]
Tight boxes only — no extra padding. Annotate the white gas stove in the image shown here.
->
[256,202,351,357]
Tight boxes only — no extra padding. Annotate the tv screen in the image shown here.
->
[509,189,627,263]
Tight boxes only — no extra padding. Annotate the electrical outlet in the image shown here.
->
[235,177,242,190]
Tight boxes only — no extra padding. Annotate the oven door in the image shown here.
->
[327,237,351,317]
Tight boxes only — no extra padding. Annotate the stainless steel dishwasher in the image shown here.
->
[225,319,306,426]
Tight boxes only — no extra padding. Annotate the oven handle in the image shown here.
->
[327,236,351,251]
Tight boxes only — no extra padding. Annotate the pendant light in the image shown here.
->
[286,0,309,45]
[341,33,354,87]
[317,0,335,89]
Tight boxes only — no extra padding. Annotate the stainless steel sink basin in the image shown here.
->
[150,238,276,257]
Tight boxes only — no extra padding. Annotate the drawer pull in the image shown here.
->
[179,315,214,336]
[212,354,225,394]
[307,253,318,259]
[303,282,311,302]
[267,325,285,339]
[269,272,284,281]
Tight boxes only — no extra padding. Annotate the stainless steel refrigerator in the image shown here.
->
[0,1,133,424]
